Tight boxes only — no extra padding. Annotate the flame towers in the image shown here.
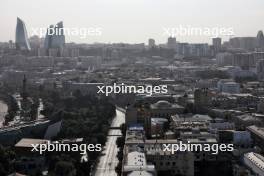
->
[15,17,31,51]
[44,21,65,49]
[257,30,264,48]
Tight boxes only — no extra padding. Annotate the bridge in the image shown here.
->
[107,127,122,136]
[109,126,121,130]
[107,134,122,136]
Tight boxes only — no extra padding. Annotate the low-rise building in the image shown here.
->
[247,125,264,151]
[15,138,49,175]
[243,152,264,176]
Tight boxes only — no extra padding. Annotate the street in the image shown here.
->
[95,108,125,176]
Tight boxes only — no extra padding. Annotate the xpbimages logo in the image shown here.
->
[97,83,168,96]
[30,26,102,39]
[31,141,101,155]
[163,141,234,155]
[162,25,234,38]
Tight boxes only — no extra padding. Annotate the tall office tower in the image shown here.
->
[167,37,177,50]
[44,21,65,49]
[177,43,190,56]
[212,37,222,53]
[257,30,264,48]
[44,21,65,56]
[233,53,255,70]
[51,21,65,48]
[44,25,53,49]
[148,38,155,48]
[189,43,209,57]
[15,17,31,51]
[229,37,257,50]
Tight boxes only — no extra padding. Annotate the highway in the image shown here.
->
[95,108,125,176]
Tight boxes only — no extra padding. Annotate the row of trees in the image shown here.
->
[0,145,16,175]
[115,123,126,176]
[40,90,116,176]
[3,95,19,125]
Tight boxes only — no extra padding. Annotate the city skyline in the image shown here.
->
[1,1,264,176]
[1,0,264,44]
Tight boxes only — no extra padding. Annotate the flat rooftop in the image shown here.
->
[247,125,264,139]
[15,138,49,148]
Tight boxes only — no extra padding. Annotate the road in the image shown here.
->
[0,100,8,127]
[95,108,125,176]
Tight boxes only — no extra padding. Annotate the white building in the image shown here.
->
[123,151,156,176]
[244,152,264,176]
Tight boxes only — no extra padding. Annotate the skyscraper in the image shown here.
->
[148,38,155,48]
[167,37,176,50]
[212,37,221,53]
[15,17,31,50]
[51,21,65,48]
[257,30,264,48]
[44,21,65,49]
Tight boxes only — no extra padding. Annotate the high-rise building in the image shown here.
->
[177,43,190,56]
[44,25,53,49]
[44,21,65,49]
[189,43,209,57]
[216,52,234,66]
[167,37,176,50]
[15,17,31,51]
[148,38,155,48]
[257,30,264,48]
[229,37,257,50]
[29,35,41,49]
[233,53,255,70]
[51,21,65,48]
[212,37,222,53]
[44,21,65,56]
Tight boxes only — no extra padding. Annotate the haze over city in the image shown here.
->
[1,0,264,44]
[1,1,264,176]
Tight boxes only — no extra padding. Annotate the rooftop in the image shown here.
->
[128,171,153,176]
[247,125,264,139]
[15,138,49,148]
[150,100,183,109]
[244,152,264,172]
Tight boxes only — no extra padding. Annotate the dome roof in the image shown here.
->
[154,100,172,108]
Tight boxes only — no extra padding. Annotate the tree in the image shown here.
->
[55,161,76,176]
[0,145,15,175]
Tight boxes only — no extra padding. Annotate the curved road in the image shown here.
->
[95,108,125,176]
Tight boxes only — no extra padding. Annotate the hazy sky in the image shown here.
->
[1,0,264,44]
